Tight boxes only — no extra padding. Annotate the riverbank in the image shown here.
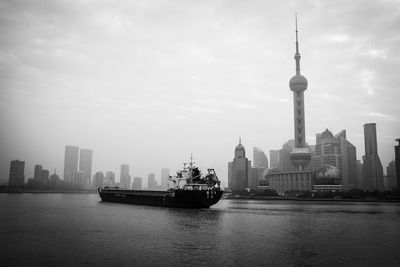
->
[226,195,400,203]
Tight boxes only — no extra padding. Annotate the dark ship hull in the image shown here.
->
[98,188,223,208]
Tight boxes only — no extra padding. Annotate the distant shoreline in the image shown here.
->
[225,195,400,203]
[0,189,98,194]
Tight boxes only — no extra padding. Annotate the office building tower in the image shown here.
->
[253,147,269,169]
[39,169,50,184]
[104,171,115,186]
[288,16,311,171]
[9,160,25,186]
[63,145,79,183]
[311,129,357,188]
[228,138,250,191]
[120,164,131,189]
[49,171,60,186]
[385,160,396,191]
[34,164,42,180]
[269,150,280,169]
[132,177,143,190]
[395,139,400,189]
[278,140,297,172]
[148,173,157,190]
[93,171,104,188]
[79,148,93,186]
[161,168,170,190]
[362,123,384,191]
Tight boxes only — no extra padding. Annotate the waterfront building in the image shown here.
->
[49,171,60,186]
[79,148,93,186]
[132,177,142,190]
[104,171,115,186]
[311,129,357,188]
[278,140,297,171]
[148,173,157,190]
[395,139,400,189]
[120,164,131,189]
[269,150,280,169]
[228,138,251,192]
[161,168,170,190]
[385,160,396,191]
[9,160,25,186]
[93,171,104,188]
[39,169,50,184]
[362,123,384,191]
[63,145,79,183]
[253,147,268,169]
[34,164,42,180]
[356,160,363,189]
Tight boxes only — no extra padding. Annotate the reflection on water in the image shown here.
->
[0,194,400,266]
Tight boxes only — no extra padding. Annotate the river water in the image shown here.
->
[1,193,399,266]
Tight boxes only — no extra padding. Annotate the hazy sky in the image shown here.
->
[1,0,399,186]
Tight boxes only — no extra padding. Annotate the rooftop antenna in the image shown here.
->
[294,12,301,75]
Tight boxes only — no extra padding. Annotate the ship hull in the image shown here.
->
[98,188,223,208]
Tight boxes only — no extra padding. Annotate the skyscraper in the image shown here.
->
[120,164,131,189]
[362,123,384,191]
[385,160,396,191]
[395,139,400,189]
[79,148,93,186]
[93,171,104,188]
[104,171,115,186]
[269,150,280,169]
[335,130,357,188]
[288,16,311,171]
[228,138,250,191]
[34,164,42,180]
[63,145,79,183]
[161,168,170,190]
[9,160,25,186]
[39,169,50,184]
[253,147,269,169]
[148,173,157,190]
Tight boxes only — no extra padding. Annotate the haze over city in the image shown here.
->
[1,0,399,186]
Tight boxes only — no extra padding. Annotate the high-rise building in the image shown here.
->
[335,130,357,188]
[120,164,131,189]
[9,160,25,186]
[34,164,42,180]
[311,129,357,188]
[356,160,363,189]
[253,147,269,169]
[49,171,60,186]
[93,171,104,188]
[385,160,396,191]
[161,168,170,190]
[269,150,280,169]
[79,148,93,186]
[228,138,250,191]
[132,177,142,190]
[288,16,311,171]
[362,123,384,191]
[148,173,157,190]
[104,171,115,186]
[395,139,400,189]
[278,140,297,172]
[63,145,79,183]
[39,169,50,184]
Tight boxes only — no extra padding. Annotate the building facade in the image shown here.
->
[269,150,280,169]
[362,123,384,191]
[161,168,170,190]
[93,171,104,188]
[9,160,25,186]
[395,139,400,189]
[228,138,250,192]
[120,164,131,189]
[63,145,79,183]
[132,177,143,190]
[253,147,268,169]
[79,148,93,186]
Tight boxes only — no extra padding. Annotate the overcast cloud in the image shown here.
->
[1,0,399,185]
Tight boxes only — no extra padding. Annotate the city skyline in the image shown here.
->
[1,1,399,184]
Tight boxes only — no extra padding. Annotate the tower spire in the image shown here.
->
[239,136,241,145]
[294,13,301,75]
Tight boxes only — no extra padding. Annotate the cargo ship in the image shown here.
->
[98,158,223,208]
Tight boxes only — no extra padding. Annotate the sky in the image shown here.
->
[1,0,399,186]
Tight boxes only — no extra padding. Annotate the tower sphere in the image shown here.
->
[289,74,308,92]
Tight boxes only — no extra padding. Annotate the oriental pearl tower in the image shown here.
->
[289,16,311,170]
